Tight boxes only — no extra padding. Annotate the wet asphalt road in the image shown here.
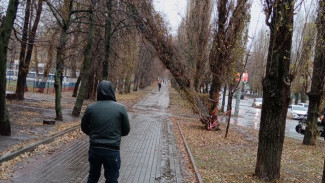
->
[220,97,304,140]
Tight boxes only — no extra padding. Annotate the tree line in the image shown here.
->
[0,0,325,182]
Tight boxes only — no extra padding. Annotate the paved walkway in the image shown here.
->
[10,85,185,183]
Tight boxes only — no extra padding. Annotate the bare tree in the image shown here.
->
[177,0,212,91]
[247,29,269,96]
[126,0,211,121]
[208,0,250,129]
[15,0,43,99]
[135,40,156,90]
[45,0,75,120]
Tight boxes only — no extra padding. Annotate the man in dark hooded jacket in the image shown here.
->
[81,80,130,183]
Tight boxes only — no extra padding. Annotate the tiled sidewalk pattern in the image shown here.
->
[12,85,184,183]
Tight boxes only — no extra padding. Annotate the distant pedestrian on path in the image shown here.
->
[157,79,162,91]
[81,80,130,183]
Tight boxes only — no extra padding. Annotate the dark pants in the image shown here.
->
[87,147,121,183]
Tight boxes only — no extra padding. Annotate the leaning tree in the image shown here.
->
[126,0,211,121]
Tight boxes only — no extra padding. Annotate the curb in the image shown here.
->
[177,122,204,183]
[0,125,80,164]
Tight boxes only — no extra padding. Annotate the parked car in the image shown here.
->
[287,105,307,119]
[298,103,309,108]
[252,98,263,108]
[6,70,18,80]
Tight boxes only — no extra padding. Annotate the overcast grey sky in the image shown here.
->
[153,0,317,45]
[153,0,266,38]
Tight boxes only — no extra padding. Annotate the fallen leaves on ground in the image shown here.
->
[1,88,150,182]
[169,88,325,183]
[0,129,84,181]
[171,119,197,183]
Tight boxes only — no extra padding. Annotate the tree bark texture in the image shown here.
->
[72,4,96,117]
[86,74,95,99]
[303,0,325,145]
[220,85,227,112]
[301,92,307,103]
[255,1,294,181]
[72,74,81,97]
[54,28,68,120]
[103,0,112,80]
[0,0,19,135]
[225,87,233,138]
[133,77,139,92]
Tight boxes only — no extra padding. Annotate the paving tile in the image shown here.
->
[12,86,185,183]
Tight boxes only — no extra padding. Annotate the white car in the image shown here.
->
[252,98,263,108]
[298,103,309,108]
[287,105,307,119]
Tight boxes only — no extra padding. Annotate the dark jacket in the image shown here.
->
[81,81,130,150]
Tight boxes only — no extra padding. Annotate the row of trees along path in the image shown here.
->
[0,0,325,182]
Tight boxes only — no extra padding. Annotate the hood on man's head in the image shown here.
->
[97,80,116,102]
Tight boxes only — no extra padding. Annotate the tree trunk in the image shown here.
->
[86,74,95,99]
[208,0,227,112]
[208,0,249,115]
[124,76,131,94]
[103,0,112,80]
[226,87,232,111]
[294,92,299,104]
[255,1,294,181]
[54,28,68,120]
[234,82,242,116]
[15,0,31,100]
[70,23,81,79]
[39,43,54,93]
[303,0,325,145]
[221,85,227,112]
[34,46,39,86]
[93,77,98,100]
[205,82,209,93]
[0,0,19,136]
[16,0,43,99]
[301,92,307,103]
[72,4,96,117]
[118,78,124,94]
[225,87,233,138]
[133,77,139,92]
[72,74,81,97]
